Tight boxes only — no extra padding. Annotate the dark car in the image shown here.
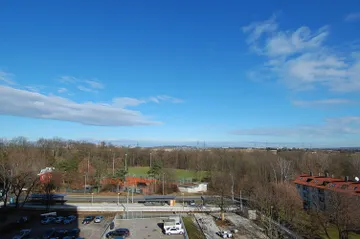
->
[42,228,56,239]
[17,216,29,224]
[82,216,94,224]
[54,229,68,238]
[67,228,80,238]
[105,228,130,238]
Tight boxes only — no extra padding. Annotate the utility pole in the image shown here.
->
[149,152,152,168]
[87,152,90,173]
[84,174,87,194]
[126,189,129,204]
[162,173,165,195]
[125,153,128,172]
[112,152,115,176]
[182,192,184,211]
[240,190,243,212]
[131,188,134,203]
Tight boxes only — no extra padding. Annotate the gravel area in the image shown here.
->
[225,213,268,239]
[194,214,220,239]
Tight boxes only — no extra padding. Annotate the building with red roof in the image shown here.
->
[293,173,360,210]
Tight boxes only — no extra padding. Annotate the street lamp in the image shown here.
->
[149,152,152,168]
[182,192,184,211]
[117,193,120,205]
[91,192,94,205]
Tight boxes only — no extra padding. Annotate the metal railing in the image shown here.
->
[100,216,116,239]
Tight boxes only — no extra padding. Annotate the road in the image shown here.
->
[64,194,219,203]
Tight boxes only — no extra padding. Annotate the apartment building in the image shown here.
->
[293,173,360,210]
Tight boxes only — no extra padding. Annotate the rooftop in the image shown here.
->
[294,174,360,195]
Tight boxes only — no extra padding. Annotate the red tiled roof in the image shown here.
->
[293,174,360,196]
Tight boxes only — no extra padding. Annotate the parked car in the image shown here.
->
[63,215,76,224]
[66,228,80,238]
[189,200,196,206]
[54,216,65,224]
[94,215,104,223]
[42,228,56,239]
[82,216,94,224]
[54,229,68,238]
[217,231,233,238]
[165,228,184,235]
[13,229,31,239]
[105,228,130,238]
[17,216,29,224]
[41,217,55,225]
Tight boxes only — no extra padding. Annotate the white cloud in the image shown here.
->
[292,98,356,107]
[0,85,161,126]
[149,95,183,103]
[77,85,95,93]
[230,116,360,138]
[84,80,104,89]
[0,71,16,85]
[59,76,105,93]
[57,88,67,93]
[242,16,360,92]
[113,97,146,107]
[242,15,278,44]
[344,13,360,22]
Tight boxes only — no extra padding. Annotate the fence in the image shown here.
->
[100,216,116,239]
[117,211,187,219]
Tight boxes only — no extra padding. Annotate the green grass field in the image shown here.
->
[128,167,207,181]
[182,216,206,239]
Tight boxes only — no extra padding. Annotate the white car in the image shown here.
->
[166,228,184,235]
[94,215,104,223]
[13,229,31,239]
[217,231,233,238]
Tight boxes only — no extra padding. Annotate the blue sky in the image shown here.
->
[1,1,360,147]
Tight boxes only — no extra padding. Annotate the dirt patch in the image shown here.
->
[215,218,233,227]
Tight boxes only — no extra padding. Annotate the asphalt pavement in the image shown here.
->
[64,194,204,203]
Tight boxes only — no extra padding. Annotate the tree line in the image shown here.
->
[1,137,360,238]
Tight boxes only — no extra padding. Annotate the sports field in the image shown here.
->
[128,167,207,181]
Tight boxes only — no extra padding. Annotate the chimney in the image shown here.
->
[345,176,349,182]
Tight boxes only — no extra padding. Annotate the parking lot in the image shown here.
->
[2,211,113,239]
[114,218,185,239]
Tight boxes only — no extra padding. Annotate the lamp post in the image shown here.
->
[162,173,165,195]
[182,192,184,211]
[149,152,152,168]
[91,192,94,205]
[84,174,87,194]
[240,190,243,212]
[131,188,134,204]
[125,153,128,172]
[117,193,120,205]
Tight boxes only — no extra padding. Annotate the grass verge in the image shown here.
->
[183,216,206,239]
